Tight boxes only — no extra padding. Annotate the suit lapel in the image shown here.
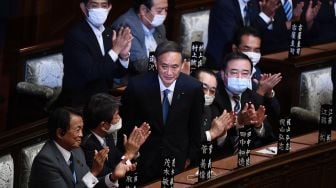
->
[50,141,74,185]
[81,20,104,57]
[168,75,184,124]
[233,0,245,26]
[148,73,165,130]
[103,27,112,55]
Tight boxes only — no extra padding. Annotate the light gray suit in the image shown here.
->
[112,8,167,74]
[29,140,104,188]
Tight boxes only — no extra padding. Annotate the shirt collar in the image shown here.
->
[86,19,105,35]
[142,23,155,36]
[54,140,71,163]
[91,131,106,146]
[158,76,176,93]
[225,88,242,99]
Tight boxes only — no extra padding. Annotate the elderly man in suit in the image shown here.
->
[112,0,168,74]
[120,41,204,184]
[212,52,275,156]
[58,0,132,107]
[29,107,135,188]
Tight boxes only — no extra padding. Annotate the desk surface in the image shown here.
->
[144,131,336,187]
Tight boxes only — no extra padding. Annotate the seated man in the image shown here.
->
[112,0,168,74]
[213,52,275,156]
[29,107,135,187]
[81,93,150,186]
[232,26,281,122]
[194,69,235,144]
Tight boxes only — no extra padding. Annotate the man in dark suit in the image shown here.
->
[205,0,280,69]
[212,52,275,156]
[81,93,150,186]
[232,26,281,123]
[120,41,204,184]
[29,107,134,187]
[58,0,133,107]
[112,0,168,74]
[194,69,235,144]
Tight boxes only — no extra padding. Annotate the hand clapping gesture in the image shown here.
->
[255,73,282,97]
[209,110,235,140]
[112,26,133,58]
[238,103,267,129]
[123,123,151,160]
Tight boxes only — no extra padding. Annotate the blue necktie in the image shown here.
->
[162,89,170,125]
[283,0,293,21]
[244,5,251,26]
[69,153,77,184]
[233,95,241,113]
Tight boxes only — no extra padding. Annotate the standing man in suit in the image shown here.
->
[120,41,204,184]
[205,0,280,69]
[112,0,168,74]
[29,107,135,188]
[81,93,150,186]
[58,0,133,107]
[213,52,275,156]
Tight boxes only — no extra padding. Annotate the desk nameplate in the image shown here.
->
[291,131,336,145]
[211,154,270,170]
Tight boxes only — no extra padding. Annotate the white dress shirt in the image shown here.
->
[158,76,176,104]
[86,20,129,69]
[142,24,158,57]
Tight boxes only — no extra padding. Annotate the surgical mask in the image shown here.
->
[106,119,122,134]
[204,94,215,106]
[242,51,261,67]
[87,8,109,28]
[150,14,166,27]
[226,77,251,95]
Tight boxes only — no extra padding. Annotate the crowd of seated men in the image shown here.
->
[28,0,336,187]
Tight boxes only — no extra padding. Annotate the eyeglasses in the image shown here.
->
[202,83,216,96]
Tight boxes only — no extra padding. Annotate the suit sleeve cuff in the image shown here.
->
[82,172,99,188]
[105,174,119,188]
[216,132,227,146]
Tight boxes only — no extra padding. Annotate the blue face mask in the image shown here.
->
[226,77,251,95]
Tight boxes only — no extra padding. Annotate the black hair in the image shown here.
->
[81,0,112,5]
[133,0,153,13]
[220,52,253,72]
[194,68,217,81]
[233,26,261,47]
[83,93,120,130]
[48,107,82,139]
[154,40,182,59]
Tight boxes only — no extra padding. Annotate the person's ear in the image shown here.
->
[100,122,109,132]
[139,4,148,16]
[80,2,88,17]
[232,44,238,52]
[56,128,66,139]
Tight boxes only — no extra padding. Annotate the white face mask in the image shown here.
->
[150,14,166,27]
[243,52,261,67]
[204,94,215,106]
[242,51,261,67]
[87,8,109,28]
[106,119,122,134]
[226,77,251,95]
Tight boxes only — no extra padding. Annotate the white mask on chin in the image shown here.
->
[87,8,109,28]
[204,94,215,106]
[242,51,261,67]
[150,14,166,27]
[106,119,122,134]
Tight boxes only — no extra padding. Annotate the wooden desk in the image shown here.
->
[291,130,336,145]
[145,131,336,188]
[251,142,310,157]
[174,168,229,185]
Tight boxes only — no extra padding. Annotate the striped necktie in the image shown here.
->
[232,95,241,113]
[283,0,293,21]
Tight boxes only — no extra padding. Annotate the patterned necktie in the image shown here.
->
[69,153,77,184]
[244,5,251,26]
[232,95,241,113]
[232,95,241,154]
[162,89,170,125]
[283,0,293,21]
